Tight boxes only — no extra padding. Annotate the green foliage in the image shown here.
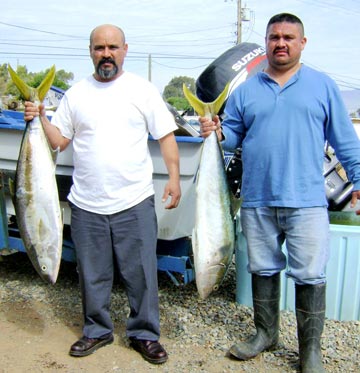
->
[166,96,192,112]
[30,68,73,91]
[163,76,196,111]
[0,64,9,95]
[163,76,195,100]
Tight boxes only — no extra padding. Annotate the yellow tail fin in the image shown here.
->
[182,83,230,118]
[8,65,56,103]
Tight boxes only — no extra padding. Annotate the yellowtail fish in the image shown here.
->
[8,65,63,284]
[183,83,237,299]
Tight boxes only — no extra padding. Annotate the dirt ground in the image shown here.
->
[0,300,241,373]
[0,253,270,373]
[1,253,359,373]
[0,311,225,373]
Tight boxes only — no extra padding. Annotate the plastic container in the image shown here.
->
[235,223,360,321]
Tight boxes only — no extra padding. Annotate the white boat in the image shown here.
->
[0,106,204,284]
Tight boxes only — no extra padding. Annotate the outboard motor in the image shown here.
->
[196,42,267,198]
[196,42,267,115]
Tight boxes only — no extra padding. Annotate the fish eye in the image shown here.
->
[41,265,47,272]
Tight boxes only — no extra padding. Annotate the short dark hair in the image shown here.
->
[266,13,304,36]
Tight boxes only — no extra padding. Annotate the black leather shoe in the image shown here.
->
[130,338,168,364]
[69,334,114,357]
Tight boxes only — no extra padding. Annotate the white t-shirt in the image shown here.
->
[52,72,177,214]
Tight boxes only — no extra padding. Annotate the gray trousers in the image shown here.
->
[69,196,160,341]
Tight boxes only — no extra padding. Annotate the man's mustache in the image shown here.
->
[98,58,116,67]
[274,47,288,54]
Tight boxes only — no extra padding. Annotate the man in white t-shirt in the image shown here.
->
[24,24,181,365]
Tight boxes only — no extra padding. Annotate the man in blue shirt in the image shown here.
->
[200,13,360,373]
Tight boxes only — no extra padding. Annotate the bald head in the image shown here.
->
[89,24,128,82]
[90,24,126,47]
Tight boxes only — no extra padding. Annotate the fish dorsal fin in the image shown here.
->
[8,64,56,103]
[183,83,230,119]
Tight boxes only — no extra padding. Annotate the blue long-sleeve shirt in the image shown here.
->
[222,65,360,208]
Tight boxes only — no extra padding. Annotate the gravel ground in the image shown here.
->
[0,251,359,372]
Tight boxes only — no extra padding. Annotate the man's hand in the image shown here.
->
[350,190,360,215]
[162,180,181,209]
[198,115,222,140]
[24,101,45,122]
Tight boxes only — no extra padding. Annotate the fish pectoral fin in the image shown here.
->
[8,177,14,197]
[8,177,16,205]
[50,146,60,165]
[39,115,60,164]
[61,208,64,227]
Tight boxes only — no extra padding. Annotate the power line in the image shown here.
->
[294,0,360,15]
[152,60,210,70]
[0,51,217,60]
[0,21,84,39]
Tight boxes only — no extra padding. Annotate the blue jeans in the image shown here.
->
[240,207,330,285]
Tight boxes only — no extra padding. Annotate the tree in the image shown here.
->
[0,63,9,95]
[31,68,73,91]
[2,64,30,97]
[163,76,196,111]
[163,76,196,99]
[166,97,191,111]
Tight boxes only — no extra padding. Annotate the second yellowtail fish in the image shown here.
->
[183,83,237,299]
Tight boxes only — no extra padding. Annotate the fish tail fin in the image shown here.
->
[37,65,56,102]
[211,82,230,115]
[8,64,56,103]
[8,65,34,101]
[183,84,208,117]
[183,83,230,118]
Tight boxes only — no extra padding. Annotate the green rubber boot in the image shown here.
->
[229,273,280,360]
[296,283,326,373]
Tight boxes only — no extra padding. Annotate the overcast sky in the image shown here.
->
[1,0,360,93]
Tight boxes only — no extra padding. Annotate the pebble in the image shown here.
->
[0,252,359,372]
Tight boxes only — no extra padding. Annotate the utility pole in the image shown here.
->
[148,54,152,82]
[229,0,250,44]
[237,0,242,44]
